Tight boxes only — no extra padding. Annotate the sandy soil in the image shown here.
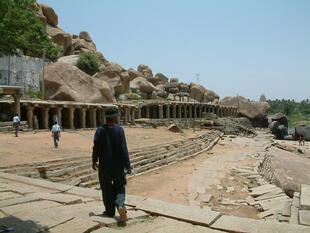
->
[0,127,199,166]
[127,136,259,219]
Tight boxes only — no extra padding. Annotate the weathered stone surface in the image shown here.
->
[46,25,73,56]
[28,192,83,205]
[154,73,169,85]
[44,62,115,103]
[57,55,79,66]
[125,194,147,207]
[40,4,58,27]
[1,200,61,215]
[295,124,310,141]
[72,38,96,52]
[95,63,130,96]
[137,64,153,78]
[211,215,310,233]
[0,191,21,201]
[271,113,288,128]
[136,198,221,226]
[79,31,93,42]
[128,68,143,81]
[130,77,158,94]
[189,84,205,102]
[300,193,310,210]
[250,184,278,197]
[299,210,310,226]
[48,217,99,233]
[203,89,220,104]
[221,96,270,127]
[266,148,310,196]
[0,195,38,208]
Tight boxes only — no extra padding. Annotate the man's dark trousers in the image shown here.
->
[98,167,126,216]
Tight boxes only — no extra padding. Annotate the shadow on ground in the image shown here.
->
[0,215,50,233]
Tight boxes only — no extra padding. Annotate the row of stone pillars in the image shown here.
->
[140,104,238,119]
[24,105,136,129]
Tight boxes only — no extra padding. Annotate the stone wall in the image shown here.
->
[0,55,48,91]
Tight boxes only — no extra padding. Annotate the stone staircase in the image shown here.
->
[0,130,222,189]
[0,121,28,132]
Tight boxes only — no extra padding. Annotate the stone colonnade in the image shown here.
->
[22,102,136,130]
[139,103,238,119]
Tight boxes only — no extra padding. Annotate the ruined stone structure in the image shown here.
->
[0,98,238,130]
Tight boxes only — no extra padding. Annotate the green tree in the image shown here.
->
[0,0,60,60]
[77,53,100,75]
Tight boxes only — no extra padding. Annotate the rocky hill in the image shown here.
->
[35,2,221,104]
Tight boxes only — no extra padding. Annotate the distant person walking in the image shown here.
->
[51,122,61,148]
[92,107,131,221]
[12,113,20,137]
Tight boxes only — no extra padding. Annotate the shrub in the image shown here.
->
[76,53,100,75]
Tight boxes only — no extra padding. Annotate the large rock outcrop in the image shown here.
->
[44,62,115,103]
[271,112,288,128]
[46,25,73,56]
[130,77,158,94]
[40,4,58,27]
[95,63,130,96]
[295,124,310,141]
[137,64,153,78]
[221,96,270,127]
[189,84,219,104]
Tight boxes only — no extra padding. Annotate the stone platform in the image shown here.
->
[0,171,309,233]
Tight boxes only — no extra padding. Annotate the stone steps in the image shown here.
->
[0,129,222,189]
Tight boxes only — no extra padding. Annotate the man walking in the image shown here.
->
[51,122,61,148]
[92,107,131,221]
[12,113,20,137]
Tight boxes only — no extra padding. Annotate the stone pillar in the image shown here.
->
[193,105,197,118]
[189,105,192,118]
[117,110,121,125]
[88,108,96,128]
[26,106,34,129]
[57,107,62,127]
[41,107,49,129]
[124,107,128,125]
[172,104,177,118]
[146,106,150,118]
[216,106,220,117]
[137,107,142,119]
[80,108,86,128]
[131,108,136,124]
[68,107,75,129]
[13,94,21,117]
[102,108,106,124]
[183,105,187,118]
[178,105,182,118]
[165,104,170,119]
[159,105,163,119]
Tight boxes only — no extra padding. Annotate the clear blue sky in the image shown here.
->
[41,0,310,101]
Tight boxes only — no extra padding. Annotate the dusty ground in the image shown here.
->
[1,128,260,218]
[127,136,259,219]
[0,127,199,166]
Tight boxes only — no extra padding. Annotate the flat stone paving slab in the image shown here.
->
[301,184,310,196]
[1,200,61,216]
[299,210,310,226]
[250,184,278,197]
[136,198,221,226]
[93,216,223,233]
[47,217,100,233]
[0,191,21,200]
[211,215,310,233]
[0,195,38,208]
[28,192,83,205]
[300,191,310,210]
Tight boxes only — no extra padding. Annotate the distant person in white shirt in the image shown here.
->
[12,113,20,137]
[51,122,61,148]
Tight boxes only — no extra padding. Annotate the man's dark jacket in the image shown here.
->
[92,124,130,171]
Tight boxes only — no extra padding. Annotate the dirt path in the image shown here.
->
[0,127,199,166]
[127,136,259,218]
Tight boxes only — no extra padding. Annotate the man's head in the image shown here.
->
[15,113,18,117]
[54,122,58,125]
[105,106,118,123]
